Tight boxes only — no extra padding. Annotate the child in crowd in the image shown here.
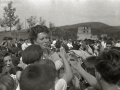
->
[20,64,56,90]
[70,49,120,90]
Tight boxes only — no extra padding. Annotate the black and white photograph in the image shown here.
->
[0,0,120,90]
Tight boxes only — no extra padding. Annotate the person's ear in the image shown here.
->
[97,72,101,79]
[95,70,101,80]
[16,71,22,82]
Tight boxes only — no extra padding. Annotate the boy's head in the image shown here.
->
[95,49,120,85]
[0,74,15,90]
[83,56,97,77]
[84,56,97,69]
[22,45,43,64]
[20,64,56,90]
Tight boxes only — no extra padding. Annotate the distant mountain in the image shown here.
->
[114,26,120,29]
[58,22,110,29]
[58,22,120,36]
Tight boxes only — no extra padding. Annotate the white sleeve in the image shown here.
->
[16,84,20,90]
[55,79,67,90]
[54,60,63,70]
[22,44,25,51]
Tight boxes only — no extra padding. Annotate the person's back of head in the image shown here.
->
[95,49,120,84]
[84,56,97,69]
[22,45,43,64]
[20,64,56,90]
[0,82,6,90]
[0,74,15,90]
[83,56,97,76]
[55,40,62,48]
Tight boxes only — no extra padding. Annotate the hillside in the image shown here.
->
[59,22,110,29]
[58,22,120,36]
[114,26,120,29]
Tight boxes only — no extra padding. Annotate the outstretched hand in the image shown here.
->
[70,59,82,71]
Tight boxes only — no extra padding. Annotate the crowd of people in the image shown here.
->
[0,25,120,90]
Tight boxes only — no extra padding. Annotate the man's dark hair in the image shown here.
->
[20,64,56,90]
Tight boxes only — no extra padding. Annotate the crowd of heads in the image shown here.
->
[0,24,120,90]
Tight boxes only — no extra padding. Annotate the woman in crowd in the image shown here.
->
[2,51,14,74]
[28,25,63,70]
[29,25,50,59]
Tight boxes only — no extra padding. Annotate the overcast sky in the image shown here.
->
[0,0,120,27]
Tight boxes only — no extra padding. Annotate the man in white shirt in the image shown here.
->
[21,39,29,51]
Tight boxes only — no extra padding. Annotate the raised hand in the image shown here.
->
[70,59,82,71]
[58,47,67,59]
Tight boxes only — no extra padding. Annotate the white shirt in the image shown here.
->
[115,43,120,47]
[55,79,67,90]
[67,43,73,49]
[21,43,29,51]
[16,84,20,90]
[101,41,106,48]
[53,40,57,45]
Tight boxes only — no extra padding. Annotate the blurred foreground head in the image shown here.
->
[95,49,120,84]
[20,64,56,90]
